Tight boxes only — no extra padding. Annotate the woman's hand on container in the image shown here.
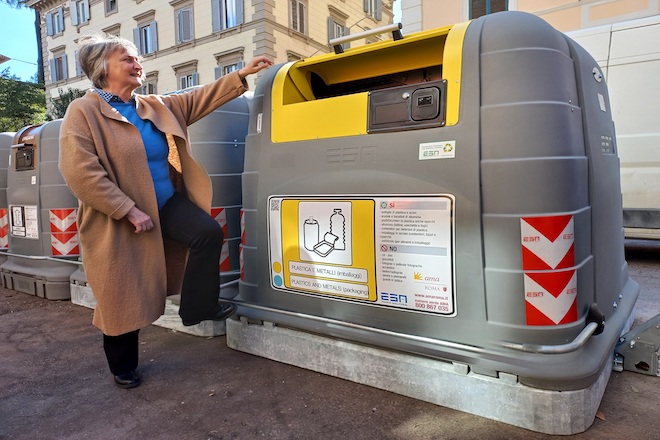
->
[126,206,154,234]
[238,56,274,79]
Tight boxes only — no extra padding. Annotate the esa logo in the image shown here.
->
[380,292,408,304]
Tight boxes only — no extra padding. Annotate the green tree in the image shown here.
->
[1,1,28,6]
[48,87,86,119]
[0,68,46,132]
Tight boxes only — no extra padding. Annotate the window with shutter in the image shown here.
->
[71,0,90,26]
[175,60,199,90]
[71,1,78,26]
[177,7,194,44]
[180,73,197,89]
[148,22,159,53]
[214,52,244,79]
[105,0,118,15]
[49,58,56,82]
[364,0,381,20]
[50,53,68,82]
[470,0,508,19]
[134,21,159,55]
[212,0,244,32]
[140,81,156,95]
[137,73,158,95]
[56,7,65,33]
[47,7,65,35]
[74,50,83,76]
[46,12,54,36]
[223,61,242,76]
[290,0,306,34]
[327,17,349,50]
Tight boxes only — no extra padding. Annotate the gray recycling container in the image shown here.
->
[0,132,14,268]
[0,120,79,299]
[235,11,639,391]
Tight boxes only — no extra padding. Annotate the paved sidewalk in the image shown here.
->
[1,243,659,440]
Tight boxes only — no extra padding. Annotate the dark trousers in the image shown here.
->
[159,191,224,322]
[103,192,224,374]
[104,330,139,375]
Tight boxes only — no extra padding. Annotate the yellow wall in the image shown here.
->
[421,0,463,28]
[410,0,660,33]
[588,0,651,21]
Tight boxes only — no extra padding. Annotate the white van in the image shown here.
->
[567,16,660,239]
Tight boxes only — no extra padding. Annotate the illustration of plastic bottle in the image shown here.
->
[303,217,319,251]
[330,209,345,250]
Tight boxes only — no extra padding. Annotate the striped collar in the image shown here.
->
[93,88,136,104]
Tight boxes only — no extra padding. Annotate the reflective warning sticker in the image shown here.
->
[524,269,578,325]
[51,232,80,256]
[211,207,228,236]
[521,215,574,270]
[239,245,244,280]
[0,208,8,249]
[521,215,577,325]
[240,209,246,245]
[50,209,79,256]
[219,240,230,272]
[50,209,77,232]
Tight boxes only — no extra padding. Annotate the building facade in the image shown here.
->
[400,0,660,33]
[27,0,394,108]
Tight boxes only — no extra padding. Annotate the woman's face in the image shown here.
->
[104,47,143,91]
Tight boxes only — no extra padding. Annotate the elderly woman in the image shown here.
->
[59,34,272,389]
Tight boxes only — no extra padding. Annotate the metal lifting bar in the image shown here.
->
[329,23,404,54]
[228,299,604,356]
[502,304,606,354]
[502,322,599,354]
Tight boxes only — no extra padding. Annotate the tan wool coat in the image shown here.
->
[59,72,247,336]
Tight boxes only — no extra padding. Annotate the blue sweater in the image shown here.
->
[111,102,175,209]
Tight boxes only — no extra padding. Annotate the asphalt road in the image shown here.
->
[0,240,659,439]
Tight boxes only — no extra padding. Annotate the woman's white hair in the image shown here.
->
[77,34,142,89]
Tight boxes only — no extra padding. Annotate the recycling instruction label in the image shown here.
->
[9,205,39,239]
[268,195,455,315]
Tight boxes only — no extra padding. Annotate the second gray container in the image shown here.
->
[0,120,79,299]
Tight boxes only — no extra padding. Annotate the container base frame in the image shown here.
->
[226,316,612,435]
[1,269,71,300]
[70,282,227,337]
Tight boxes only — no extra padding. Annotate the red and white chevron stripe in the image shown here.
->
[211,207,228,236]
[240,209,245,245]
[50,208,78,233]
[219,241,230,272]
[213,207,231,272]
[0,208,8,249]
[239,245,244,281]
[521,215,574,270]
[50,209,79,256]
[524,269,577,325]
[521,214,577,325]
